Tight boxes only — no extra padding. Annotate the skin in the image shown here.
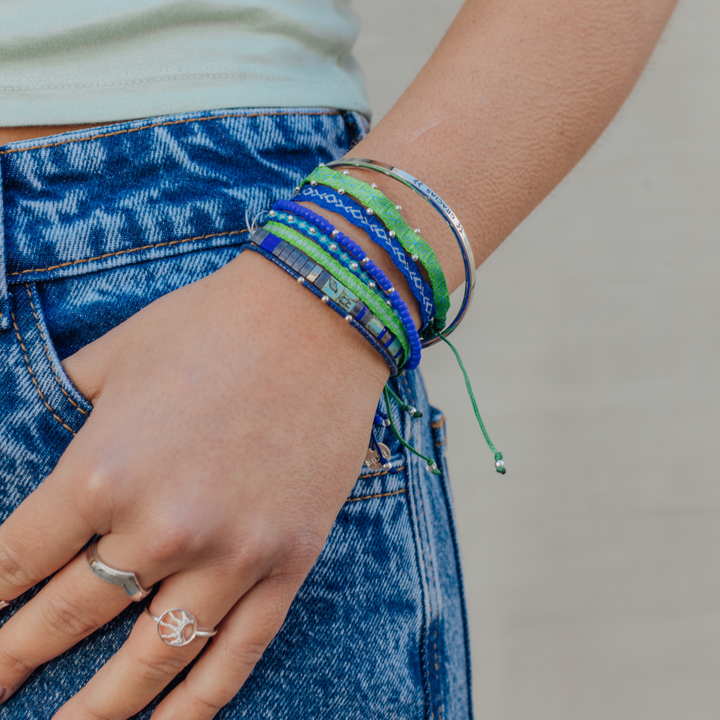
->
[0,0,678,717]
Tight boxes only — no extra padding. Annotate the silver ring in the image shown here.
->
[145,607,218,647]
[85,540,152,601]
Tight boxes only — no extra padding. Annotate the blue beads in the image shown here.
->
[275,199,422,370]
[295,183,436,331]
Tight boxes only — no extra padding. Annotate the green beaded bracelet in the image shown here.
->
[269,211,382,295]
[301,166,451,330]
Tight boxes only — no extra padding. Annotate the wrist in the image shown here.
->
[224,249,391,390]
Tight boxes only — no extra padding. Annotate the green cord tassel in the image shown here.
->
[384,384,423,418]
[382,387,441,475]
[437,331,506,475]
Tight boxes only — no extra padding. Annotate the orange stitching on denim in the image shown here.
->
[345,489,406,504]
[11,311,76,436]
[24,285,88,417]
[8,228,247,278]
[0,110,341,156]
[401,375,443,720]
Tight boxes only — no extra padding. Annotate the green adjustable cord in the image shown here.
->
[382,386,441,475]
[384,384,423,418]
[438,331,505,474]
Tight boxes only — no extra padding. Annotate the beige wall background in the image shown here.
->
[352,1,720,718]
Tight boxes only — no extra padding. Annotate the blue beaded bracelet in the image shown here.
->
[274,199,423,370]
[268,210,382,297]
[295,183,436,332]
[246,228,404,375]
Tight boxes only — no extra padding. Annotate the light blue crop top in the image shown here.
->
[0,0,370,126]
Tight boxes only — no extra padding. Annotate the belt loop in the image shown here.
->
[0,160,9,331]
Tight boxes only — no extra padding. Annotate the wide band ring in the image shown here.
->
[145,607,218,647]
[85,540,152,601]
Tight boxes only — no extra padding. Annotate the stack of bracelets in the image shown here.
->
[245,159,506,475]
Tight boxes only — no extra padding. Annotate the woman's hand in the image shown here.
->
[0,250,389,719]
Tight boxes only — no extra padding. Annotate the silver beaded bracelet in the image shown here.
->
[326,158,475,347]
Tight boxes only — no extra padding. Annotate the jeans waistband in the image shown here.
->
[0,106,367,330]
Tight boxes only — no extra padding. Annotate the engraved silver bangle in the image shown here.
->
[86,540,152,602]
[145,607,218,647]
[326,158,476,347]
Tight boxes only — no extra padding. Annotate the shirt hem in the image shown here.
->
[0,80,371,126]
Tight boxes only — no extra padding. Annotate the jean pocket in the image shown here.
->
[9,283,93,437]
[34,244,246,361]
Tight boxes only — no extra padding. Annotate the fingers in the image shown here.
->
[0,548,133,702]
[0,452,103,603]
[150,578,296,720]
[53,567,259,720]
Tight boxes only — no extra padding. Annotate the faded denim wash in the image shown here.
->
[0,108,472,719]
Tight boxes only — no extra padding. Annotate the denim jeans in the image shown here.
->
[0,108,473,719]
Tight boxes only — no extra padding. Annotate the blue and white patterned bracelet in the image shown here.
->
[274,199,423,370]
[294,183,436,332]
[246,228,405,375]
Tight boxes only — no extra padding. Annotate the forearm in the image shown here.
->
[349,0,678,291]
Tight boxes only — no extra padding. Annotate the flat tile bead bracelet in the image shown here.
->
[263,219,413,364]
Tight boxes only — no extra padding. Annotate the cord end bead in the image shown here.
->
[494,453,506,475]
[427,460,441,475]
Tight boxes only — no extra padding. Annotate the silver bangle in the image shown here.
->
[326,158,475,346]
